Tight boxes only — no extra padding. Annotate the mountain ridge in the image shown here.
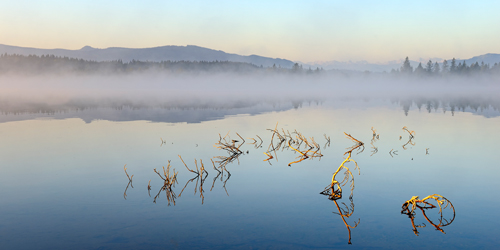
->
[0,44,295,68]
[1,43,499,72]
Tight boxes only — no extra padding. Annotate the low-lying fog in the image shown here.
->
[0,72,499,122]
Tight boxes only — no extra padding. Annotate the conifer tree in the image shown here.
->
[425,60,433,73]
[442,60,449,73]
[400,56,413,74]
[433,62,440,74]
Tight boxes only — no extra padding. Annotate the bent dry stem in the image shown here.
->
[401,194,456,235]
[321,133,363,200]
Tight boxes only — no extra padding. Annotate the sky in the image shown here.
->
[1,0,500,63]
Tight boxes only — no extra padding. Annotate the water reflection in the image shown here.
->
[401,194,456,236]
[123,165,134,200]
[331,197,360,245]
[1,96,500,125]
[398,96,500,117]
[178,156,209,204]
[370,127,379,156]
[209,159,231,196]
[121,124,454,245]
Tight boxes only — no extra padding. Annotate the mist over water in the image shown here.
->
[0,73,500,111]
[1,71,500,249]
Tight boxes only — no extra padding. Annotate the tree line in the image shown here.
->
[395,56,500,76]
[0,54,324,75]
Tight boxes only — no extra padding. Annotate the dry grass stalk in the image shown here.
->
[401,194,455,236]
[124,164,133,182]
[321,133,363,199]
[402,126,416,150]
[247,135,264,148]
[370,127,379,156]
[153,160,179,206]
[214,132,246,169]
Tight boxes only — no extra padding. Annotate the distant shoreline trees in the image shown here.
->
[393,56,500,76]
[1,53,499,77]
[0,53,324,75]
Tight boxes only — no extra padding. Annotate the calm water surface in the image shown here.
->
[0,99,499,249]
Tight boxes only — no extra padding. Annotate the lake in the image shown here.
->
[0,94,499,249]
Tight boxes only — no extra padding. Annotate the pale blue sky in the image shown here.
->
[1,0,499,63]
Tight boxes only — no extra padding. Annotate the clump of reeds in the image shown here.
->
[153,160,179,206]
[214,132,245,169]
[264,123,323,166]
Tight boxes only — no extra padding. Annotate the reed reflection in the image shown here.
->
[123,165,134,200]
[320,190,360,244]
[178,156,209,204]
[370,127,379,156]
[401,194,456,236]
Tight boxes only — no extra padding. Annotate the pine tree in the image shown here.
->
[401,56,413,74]
[415,62,425,75]
[450,58,457,73]
[433,62,440,74]
[425,60,433,73]
[442,60,449,73]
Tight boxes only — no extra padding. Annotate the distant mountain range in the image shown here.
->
[1,43,499,72]
[0,44,295,68]
[302,54,500,72]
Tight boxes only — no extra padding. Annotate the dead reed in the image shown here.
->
[401,194,455,235]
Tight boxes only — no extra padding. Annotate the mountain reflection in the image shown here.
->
[1,96,500,124]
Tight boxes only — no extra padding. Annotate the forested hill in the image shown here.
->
[0,53,326,75]
[0,44,295,68]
